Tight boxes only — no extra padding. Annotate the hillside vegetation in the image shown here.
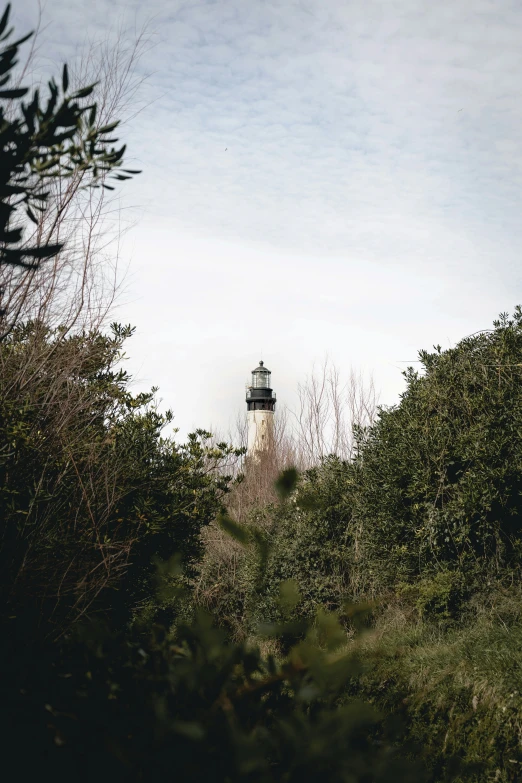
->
[2,6,522,780]
[197,308,522,781]
[5,309,522,781]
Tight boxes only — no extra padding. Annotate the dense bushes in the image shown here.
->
[0,322,423,781]
[195,457,358,634]
[2,599,422,783]
[192,309,522,780]
[4,11,522,778]
[204,309,522,635]
[0,321,240,637]
[352,309,522,592]
[5,307,522,780]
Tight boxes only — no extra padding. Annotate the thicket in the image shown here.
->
[1,318,422,781]
[196,308,522,780]
[4,5,522,780]
[0,321,241,637]
[204,309,522,619]
[0,7,421,781]
[0,319,422,781]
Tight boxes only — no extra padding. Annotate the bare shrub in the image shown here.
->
[291,358,378,467]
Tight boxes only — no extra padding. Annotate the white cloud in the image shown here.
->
[11,0,522,437]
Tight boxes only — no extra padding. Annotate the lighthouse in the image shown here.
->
[245,360,276,457]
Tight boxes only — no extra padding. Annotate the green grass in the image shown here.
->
[349,587,522,781]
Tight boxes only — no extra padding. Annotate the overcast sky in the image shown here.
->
[13,0,522,439]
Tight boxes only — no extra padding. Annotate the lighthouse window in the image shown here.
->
[253,371,270,388]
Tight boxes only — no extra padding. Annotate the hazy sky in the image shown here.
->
[13,0,522,439]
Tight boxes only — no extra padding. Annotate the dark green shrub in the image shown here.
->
[352,309,522,593]
[1,599,423,782]
[397,570,468,624]
[0,3,138,276]
[0,322,240,636]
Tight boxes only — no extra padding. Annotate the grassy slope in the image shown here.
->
[350,587,522,782]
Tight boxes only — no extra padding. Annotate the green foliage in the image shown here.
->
[278,579,301,617]
[274,466,298,499]
[6,298,522,779]
[351,308,522,592]
[0,4,139,273]
[217,511,251,545]
[194,309,522,779]
[1,576,422,782]
[201,457,356,632]
[397,570,468,624]
[351,586,522,781]
[233,308,522,625]
[0,321,239,636]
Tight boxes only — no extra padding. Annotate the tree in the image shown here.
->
[0,3,139,314]
[291,359,378,466]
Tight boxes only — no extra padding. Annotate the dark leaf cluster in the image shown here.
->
[0,3,139,277]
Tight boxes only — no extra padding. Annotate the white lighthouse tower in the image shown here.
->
[245,360,276,457]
